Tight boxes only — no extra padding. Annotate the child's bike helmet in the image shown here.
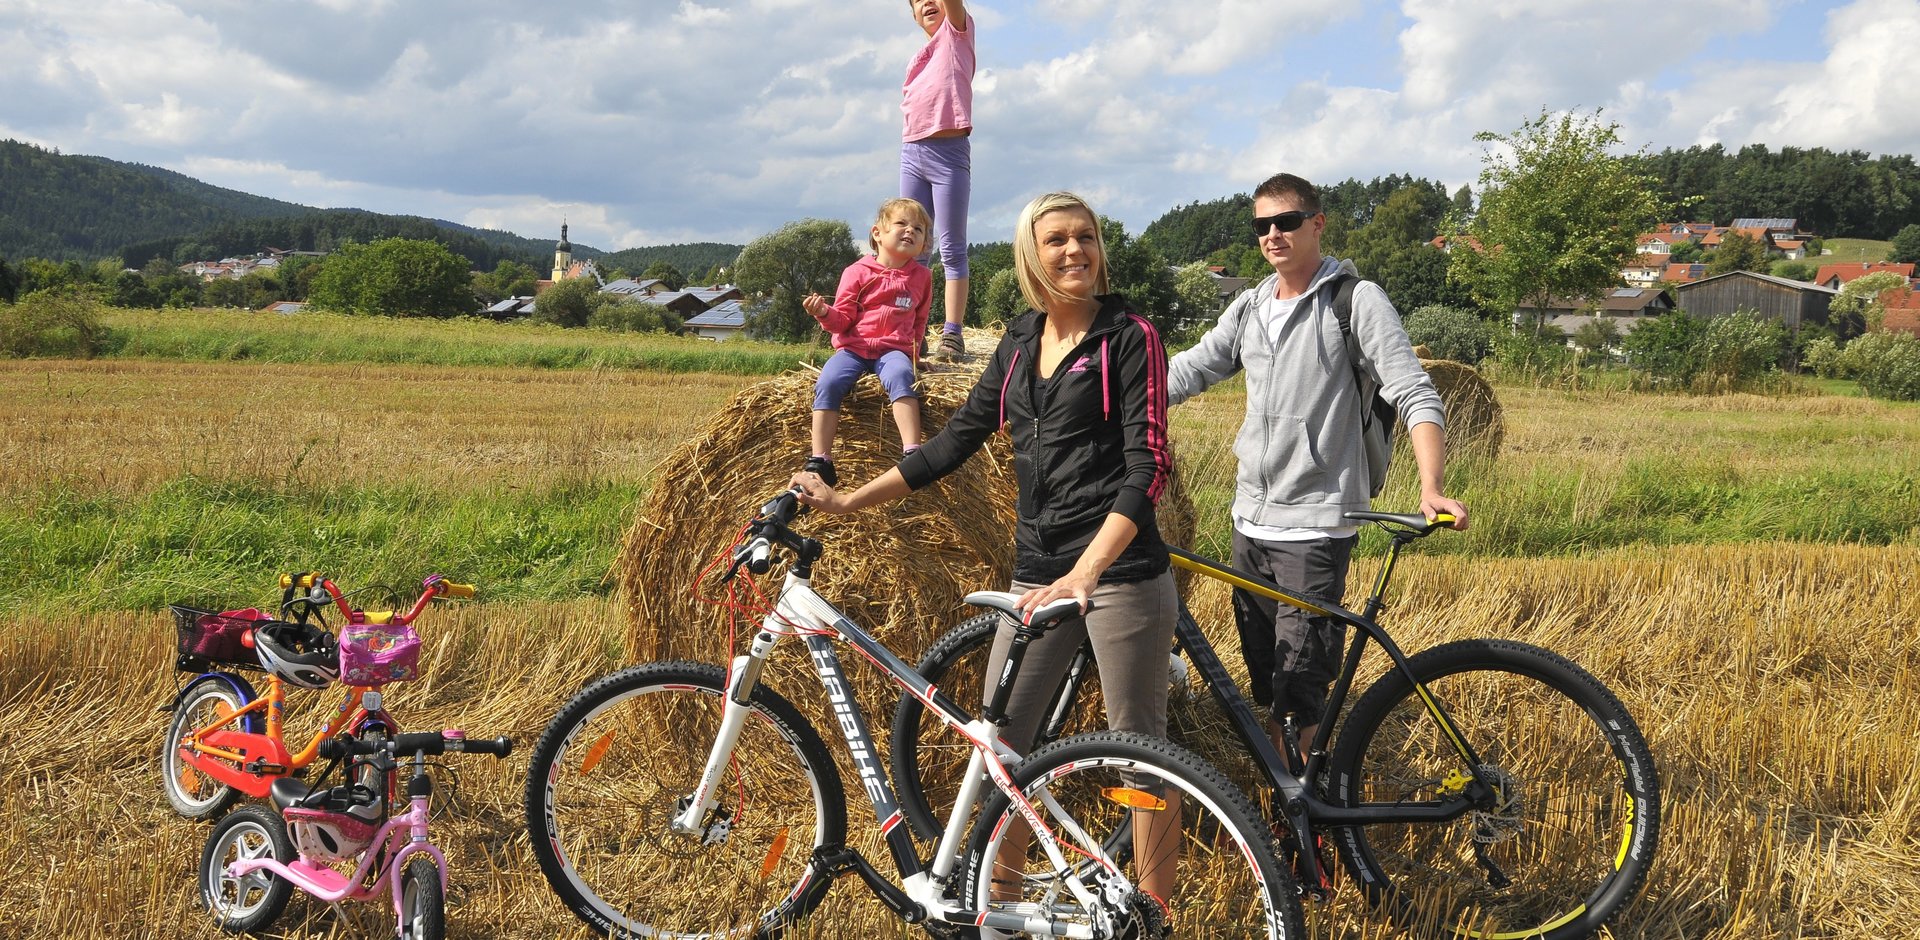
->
[254,620,339,689]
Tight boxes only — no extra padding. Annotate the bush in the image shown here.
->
[1841,331,1920,401]
[1802,335,1845,379]
[1695,310,1784,382]
[1484,326,1576,385]
[0,288,110,358]
[1622,311,1705,386]
[588,300,683,335]
[1404,305,1493,363]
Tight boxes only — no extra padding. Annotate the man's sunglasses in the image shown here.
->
[1252,210,1317,237]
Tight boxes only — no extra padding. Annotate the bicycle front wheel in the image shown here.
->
[1329,639,1661,940]
[524,661,848,939]
[961,730,1305,939]
[889,612,1105,841]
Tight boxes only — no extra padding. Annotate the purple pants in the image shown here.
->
[900,135,971,280]
[812,349,919,411]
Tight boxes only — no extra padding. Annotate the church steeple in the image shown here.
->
[552,220,574,281]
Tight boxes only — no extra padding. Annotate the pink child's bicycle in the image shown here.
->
[199,718,511,939]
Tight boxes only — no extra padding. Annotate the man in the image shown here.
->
[1167,172,1470,771]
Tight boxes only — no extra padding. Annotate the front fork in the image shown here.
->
[670,623,782,837]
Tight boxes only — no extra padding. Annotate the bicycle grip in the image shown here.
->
[279,572,321,590]
[440,581,477,599]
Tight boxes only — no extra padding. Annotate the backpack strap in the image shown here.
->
[1329,274,1398,431]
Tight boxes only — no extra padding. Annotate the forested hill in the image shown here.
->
[0,139,626,270]
[0,138,310,260]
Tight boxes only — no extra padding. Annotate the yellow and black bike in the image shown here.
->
[892,511,1660,940]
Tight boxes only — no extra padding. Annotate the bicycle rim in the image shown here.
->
[964,731,1303,939]
[1332,640,1659,940]
[527,662,846,939]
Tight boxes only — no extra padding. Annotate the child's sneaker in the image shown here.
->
[936,331,965,361]
[801,456,838,487]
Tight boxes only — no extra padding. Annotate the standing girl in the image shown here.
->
[901,0,974,360]
[799,197,934,486]
[791,192,1181,927]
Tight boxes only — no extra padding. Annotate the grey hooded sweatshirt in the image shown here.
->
[1168,256,1445,530]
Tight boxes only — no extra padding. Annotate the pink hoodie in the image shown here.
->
[814,256,933,358]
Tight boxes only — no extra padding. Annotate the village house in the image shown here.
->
[1673,270,1837,332]
[1813,262,1917,290]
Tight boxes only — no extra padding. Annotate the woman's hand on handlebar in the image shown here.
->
[791,472,854,514]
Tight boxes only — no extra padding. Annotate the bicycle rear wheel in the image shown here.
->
[889,613,1105,841]
[961,730,1305,939]
[1329,639,1660,940]
[524,661,848,939]
[163,673,260,819]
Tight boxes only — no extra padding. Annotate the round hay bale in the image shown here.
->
[616,363,1194,724]
[1417,357,1504,459]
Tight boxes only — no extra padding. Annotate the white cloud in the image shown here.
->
[1,0,1916,251]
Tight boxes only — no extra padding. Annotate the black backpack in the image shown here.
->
[1325,274,1398,498]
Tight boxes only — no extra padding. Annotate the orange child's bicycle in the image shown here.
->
[160,571,475,820]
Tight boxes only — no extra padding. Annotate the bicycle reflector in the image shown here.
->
[1101,787,1168,812]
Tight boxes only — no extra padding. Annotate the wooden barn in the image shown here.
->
[1673,270,1837,331]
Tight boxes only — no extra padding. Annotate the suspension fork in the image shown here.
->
[670,614,786,836]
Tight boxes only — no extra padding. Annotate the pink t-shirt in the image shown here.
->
[901,14,975,142]
[815,256,932,359]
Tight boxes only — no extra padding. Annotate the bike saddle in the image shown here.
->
[269,777,314,812]
[963,591,1093,631]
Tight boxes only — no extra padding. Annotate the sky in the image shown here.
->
[3,0,1919,252]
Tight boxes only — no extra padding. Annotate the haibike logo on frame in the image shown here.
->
[811,645,892,811]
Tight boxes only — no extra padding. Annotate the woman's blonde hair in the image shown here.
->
[1012,192,1107,313]
[870,197,933,253]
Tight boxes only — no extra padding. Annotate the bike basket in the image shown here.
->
[170,605,269,670]
[337,622,422,686]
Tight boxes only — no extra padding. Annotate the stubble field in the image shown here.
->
[2,348,1917,938]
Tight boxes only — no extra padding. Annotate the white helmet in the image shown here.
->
[284,803,379,862]
[254,620,339,689]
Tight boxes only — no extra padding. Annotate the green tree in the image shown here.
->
[1772,260,1816,282]
[473,259,539,306]
[1451,109,1668,335]
[106,270,160,308]
[202,278,248,308]
[641,260,687,291]
[1171,261,1221,339]
[1830,270,1909,335]
[1099,217,1178,337]
[964,242,1015,325]
[1890,224,1920,265]
[733,219,859,343]
[1371,243,1478,313]
[1572,317,1623,362]
[0,257,17,303]
[1404,304,1494,363]
[1667,240,1703,263]
[1449,184,1474,225]
[588,299,681,334]
[307,238,475,318]
[1706,231,1770,276]
[1346,187,1441,281]
[979,268,1024,323]
[531,277,603,328]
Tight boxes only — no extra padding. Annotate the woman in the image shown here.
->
[791,190,1180,913]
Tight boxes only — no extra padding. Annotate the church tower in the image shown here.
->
[551,221,573,282]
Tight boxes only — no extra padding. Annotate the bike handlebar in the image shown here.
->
[1343,510,1456,538]
[319,730,512,760]
[726,488,806,579]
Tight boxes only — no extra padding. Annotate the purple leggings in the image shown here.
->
[900,135,970,280]
[812,349,919,411]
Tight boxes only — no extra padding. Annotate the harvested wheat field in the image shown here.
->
[4,540,1916,937]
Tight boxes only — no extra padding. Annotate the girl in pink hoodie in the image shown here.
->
[799,198,934,485]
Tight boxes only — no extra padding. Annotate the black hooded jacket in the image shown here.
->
[898,295,1174,583]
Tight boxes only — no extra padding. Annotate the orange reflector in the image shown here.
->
[178,765,199,794]
[214,702,236,722]
[760,827,791,881]
[1102,787,1167,811]
[580,730,616,776]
